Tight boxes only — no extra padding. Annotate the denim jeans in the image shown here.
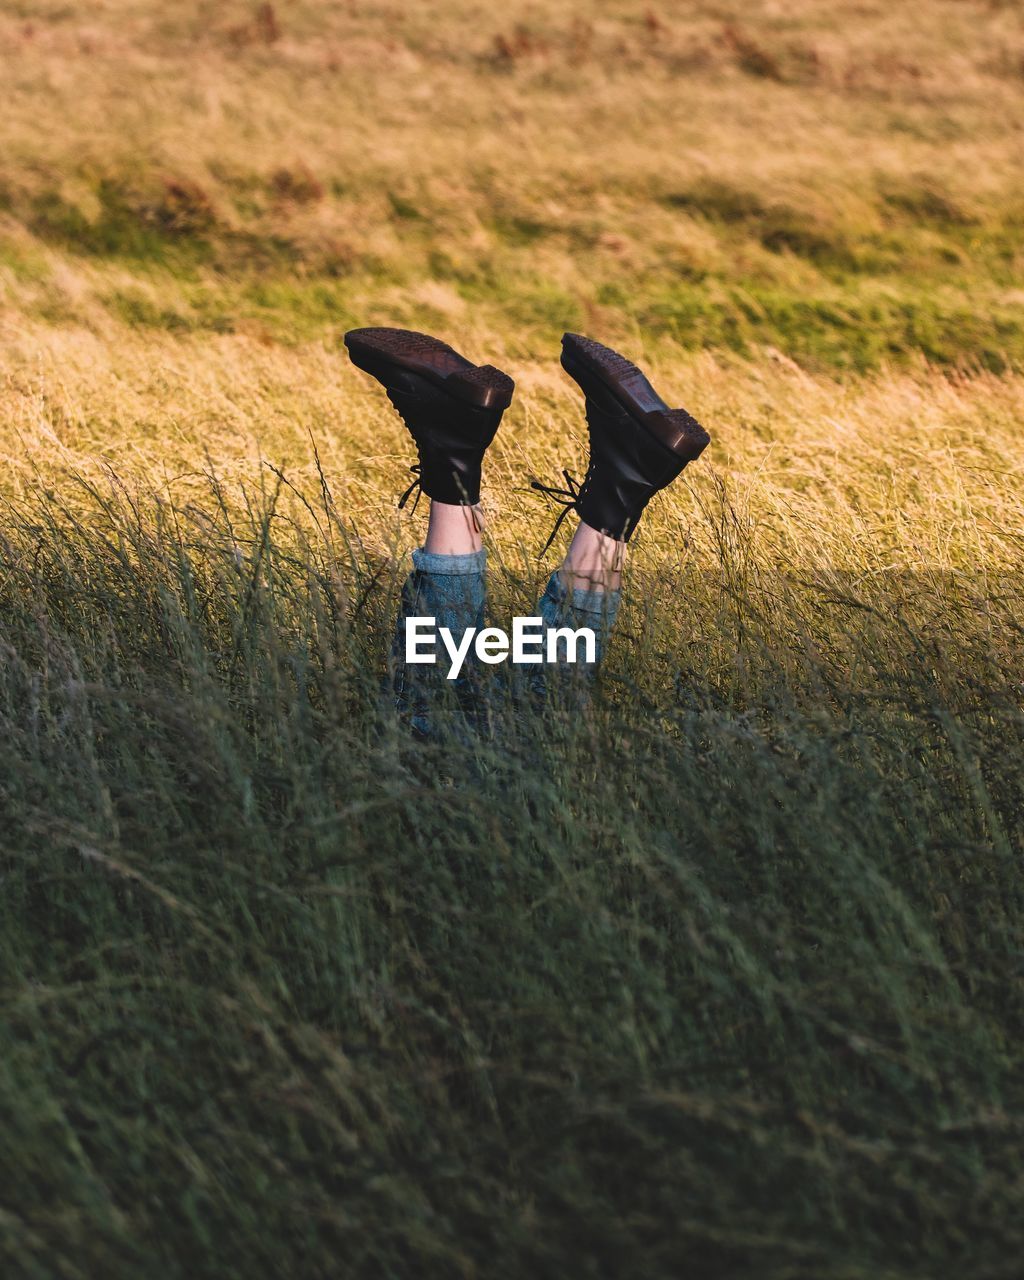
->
[390,547,620,737]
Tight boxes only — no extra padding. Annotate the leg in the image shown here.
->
[532,331,712,688]
[391,504,487,738]
[343,327,514,737]
[536,519,623,673]
[423,499,483,557]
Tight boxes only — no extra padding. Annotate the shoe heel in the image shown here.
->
[645,409,711,460]
[446,364,515,411]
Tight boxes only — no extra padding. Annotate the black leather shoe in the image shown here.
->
[534,333,710,547]
[345,327,515,508]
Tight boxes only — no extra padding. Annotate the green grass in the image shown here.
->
[7,167,1024,369]
[2,476,1022,1278]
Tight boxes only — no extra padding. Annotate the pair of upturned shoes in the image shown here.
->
[344,327,711,547]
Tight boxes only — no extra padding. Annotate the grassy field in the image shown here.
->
[2,1,1024,1276]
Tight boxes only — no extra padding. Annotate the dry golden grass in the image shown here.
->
[2,0,1024,584]
[4,319,1023,578]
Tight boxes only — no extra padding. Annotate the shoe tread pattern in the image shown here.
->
[346,326,466,370]
[346,327,513,409]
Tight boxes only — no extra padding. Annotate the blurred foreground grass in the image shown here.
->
[2,463,1022,1278]
[2,1,1024,1276]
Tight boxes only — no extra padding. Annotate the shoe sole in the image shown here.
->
[345,327,515,411]
[561,332,710,461]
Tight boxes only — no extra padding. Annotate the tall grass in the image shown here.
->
[2,464,1022,1277]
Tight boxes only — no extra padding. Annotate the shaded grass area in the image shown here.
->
[2,477,1022,1278]
[4,167,1024,371]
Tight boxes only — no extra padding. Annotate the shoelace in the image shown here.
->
[530,468,585,555]
[398,462,484,533]
[397,464,423,513]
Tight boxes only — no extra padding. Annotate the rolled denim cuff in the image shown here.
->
[411,547,487,577]
[569,584,621,621]
[541,572,621,626]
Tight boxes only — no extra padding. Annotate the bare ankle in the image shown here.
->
[558,521,624,593]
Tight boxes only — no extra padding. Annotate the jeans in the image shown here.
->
[390,548,621,737]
